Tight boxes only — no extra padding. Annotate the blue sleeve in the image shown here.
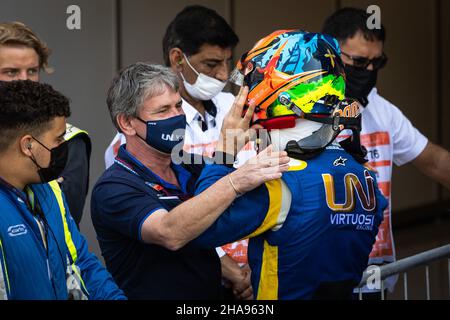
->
[91,181,164,241]
[64,203,127,300]
[0,237,11,299]
[192,164,277,248]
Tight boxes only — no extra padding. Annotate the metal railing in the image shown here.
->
[356,244,450,300]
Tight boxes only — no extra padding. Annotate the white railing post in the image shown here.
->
[448,259,450,298]
[403,273,408,300]
[356,244,450,299]
[425,265,431,300]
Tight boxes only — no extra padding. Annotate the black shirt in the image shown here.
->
[60,136,90,227]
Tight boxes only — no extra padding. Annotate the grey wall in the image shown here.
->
[1,1,449,296]
[119,0,231,68]
[0,0,118,257]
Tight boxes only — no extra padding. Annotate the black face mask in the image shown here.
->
[136,114,186,154]
[344,64,378,107]
[29,137,68,183]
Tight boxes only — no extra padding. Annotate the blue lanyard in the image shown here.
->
[0,176,34,212]
[114,157,176,196]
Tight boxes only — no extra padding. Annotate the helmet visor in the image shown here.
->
[296,123,339,150]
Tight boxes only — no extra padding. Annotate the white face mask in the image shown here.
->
[180,53,227,101]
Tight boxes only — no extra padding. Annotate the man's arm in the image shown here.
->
[191,160,292,249]
[411,142,450,190]
[141,145,290,251]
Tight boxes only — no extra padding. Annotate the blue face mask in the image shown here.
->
[136,114,186,154]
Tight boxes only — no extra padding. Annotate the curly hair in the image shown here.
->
[0,21,52,73]
[0,80,70,151]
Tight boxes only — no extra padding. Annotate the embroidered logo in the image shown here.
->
[7,224,28,237]
[333,156,347,167]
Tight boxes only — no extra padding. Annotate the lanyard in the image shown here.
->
[0,177,32,210]
[114,157,191,200]
[0,178,49,250]
[25,186,49,249]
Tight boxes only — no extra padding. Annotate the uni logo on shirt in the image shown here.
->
[322,170,376,212]
[7,224,28,237]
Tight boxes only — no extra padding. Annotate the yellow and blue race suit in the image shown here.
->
[194,145,387,299]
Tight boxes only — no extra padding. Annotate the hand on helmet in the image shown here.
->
[217,86,257,156]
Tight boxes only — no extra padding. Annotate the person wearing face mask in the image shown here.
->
[105,5,238,165]
[104,6,254,300]
[0,80,125,300]
[91,63,290,299]
[322,8,450,298]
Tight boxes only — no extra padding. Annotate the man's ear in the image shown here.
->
[169,48,184,72]
[117,114,137,136]
[19,135,34,157]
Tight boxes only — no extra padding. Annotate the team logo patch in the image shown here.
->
[333,156,347,167]
[7,224,28,237]
[322,170,377,230]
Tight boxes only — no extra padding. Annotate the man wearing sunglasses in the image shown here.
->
[323,8,450,299]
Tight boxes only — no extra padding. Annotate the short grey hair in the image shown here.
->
[107,62,179,131]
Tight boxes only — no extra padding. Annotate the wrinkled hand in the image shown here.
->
[230,145,290,194]
[217,86,256,155]
[232,265,253,300]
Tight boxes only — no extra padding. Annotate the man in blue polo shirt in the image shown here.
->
[91,62,290,299]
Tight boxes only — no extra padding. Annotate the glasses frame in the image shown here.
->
[341,51,388,70]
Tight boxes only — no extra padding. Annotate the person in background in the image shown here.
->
[0,80,125,300]
[0,21,91,228]
[104,5,252,300]
[322,8,450,298]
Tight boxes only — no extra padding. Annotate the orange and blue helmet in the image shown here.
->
[231,29,367,162]
[231,29,346,130]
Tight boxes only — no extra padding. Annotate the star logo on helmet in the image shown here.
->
[324,49,336,68]
[333,156,347,167]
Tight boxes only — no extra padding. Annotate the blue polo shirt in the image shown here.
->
[91,145,222,299]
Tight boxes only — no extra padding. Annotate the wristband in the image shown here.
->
[228,174,242,196]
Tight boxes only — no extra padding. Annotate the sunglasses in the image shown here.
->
[341,52,388,70]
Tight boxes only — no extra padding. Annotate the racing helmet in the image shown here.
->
[231,29,366,161]
[231,29,345,128]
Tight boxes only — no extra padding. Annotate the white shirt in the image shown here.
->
[182,92,234,156]
[361,88,427,264]
[104,131,126,169]
[345,88,428,292]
